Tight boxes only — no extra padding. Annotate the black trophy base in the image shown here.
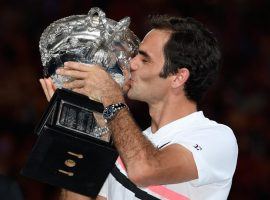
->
[21,89,118,197]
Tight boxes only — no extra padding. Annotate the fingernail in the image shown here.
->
[56,68,61,73]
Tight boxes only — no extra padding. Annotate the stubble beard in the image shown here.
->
[127,87,136,100]
[127,85,141,101]
[127,85,148,103]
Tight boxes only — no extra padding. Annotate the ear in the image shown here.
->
[171,68,190,89]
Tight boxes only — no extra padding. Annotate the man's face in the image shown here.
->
[127,29,172,104]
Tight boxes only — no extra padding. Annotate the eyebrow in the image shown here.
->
[138,50,151,59]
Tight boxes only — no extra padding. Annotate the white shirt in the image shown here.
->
[99,111,238,200]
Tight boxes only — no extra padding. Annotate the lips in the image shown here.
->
[129,75,134,82]
[129,78,135,85]
[128,73,136,86]
[124,78,132,88]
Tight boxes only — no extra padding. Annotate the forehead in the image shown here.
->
[140,29,171,58]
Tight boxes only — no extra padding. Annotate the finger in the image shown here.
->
[64,61,100,72]
[39,79,50,101]
[122,68,131,83]
[44,78,55,99]
[64,79,85,89]
[56,68,88,79]
[122,80,131,94]
[48,77,57,90]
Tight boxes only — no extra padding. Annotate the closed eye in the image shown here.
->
[142,59,149,63]
[138,50,151,63]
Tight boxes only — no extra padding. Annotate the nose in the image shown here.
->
[130,55,139,71]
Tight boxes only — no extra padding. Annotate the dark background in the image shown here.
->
[0,0,269,199]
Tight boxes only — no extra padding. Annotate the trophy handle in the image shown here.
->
[87,7,107,27]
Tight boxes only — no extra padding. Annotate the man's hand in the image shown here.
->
[39,77,56,101]
[56,62,125,106]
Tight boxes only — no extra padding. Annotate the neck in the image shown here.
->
[148,96,197,133]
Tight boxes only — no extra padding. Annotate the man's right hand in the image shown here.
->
[39,77,56,101]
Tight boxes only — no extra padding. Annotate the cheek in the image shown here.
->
[139,68,161,82]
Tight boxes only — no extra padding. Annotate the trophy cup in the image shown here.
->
[21,7,139,197]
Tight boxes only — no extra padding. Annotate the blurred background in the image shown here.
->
[0,0,269,199]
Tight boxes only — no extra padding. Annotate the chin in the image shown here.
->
[127,93,144,103]
[127,90,134,100]
[127,90,137,101]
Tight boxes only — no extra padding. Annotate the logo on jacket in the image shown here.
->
[194,144,202,151]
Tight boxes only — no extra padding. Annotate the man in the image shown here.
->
[40,15,238,200]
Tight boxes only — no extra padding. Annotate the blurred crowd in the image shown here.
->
[0,0,269,199]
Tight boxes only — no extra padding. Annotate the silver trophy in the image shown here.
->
[40,7,139,88]
[21,8,140,197]
[39,7,140,142]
